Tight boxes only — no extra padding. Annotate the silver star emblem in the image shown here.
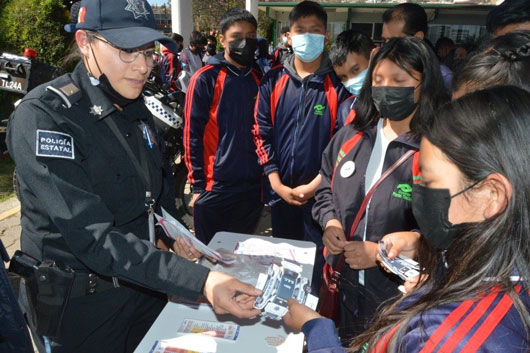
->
[125,0,149,20]
[90,105,103,116]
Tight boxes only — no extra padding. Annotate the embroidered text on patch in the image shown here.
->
[36,130,75,159]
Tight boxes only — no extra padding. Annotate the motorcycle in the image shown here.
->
[142,70,194,229]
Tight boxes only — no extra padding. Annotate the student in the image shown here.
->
[434,36,454,67]
[486,0,530,38]
[253,0,350,293]
[160,33,184,91]
[180,31,206,75]
[285,86,530,353]
[272,26,293,67]
[329,30,374,126]
[202,35,217,64]
[382,3,453,92]
[452,30,530,99]
[184,8,263,244]
[256,36,272,74]
[312,37,448,340]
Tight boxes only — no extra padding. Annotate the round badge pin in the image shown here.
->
[340,161,355,178]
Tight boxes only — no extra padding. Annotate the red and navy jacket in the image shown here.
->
[337,95,358,127]
[184,53,262,193]
[159,45,181,92]
[313,123,421,306]
[253,52,351,199]
[302,283,530,352]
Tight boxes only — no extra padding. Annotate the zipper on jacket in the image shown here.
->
[290,81,305,186]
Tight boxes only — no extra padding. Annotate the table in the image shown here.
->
[134,232,316,353]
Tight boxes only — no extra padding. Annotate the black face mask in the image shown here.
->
[97,74,139,107]
[228,38,257,67]
[206,44,216,56]
[178,44,184,53]
[87,43,139,107]
[371,86,418,121]
[412,183,479,250]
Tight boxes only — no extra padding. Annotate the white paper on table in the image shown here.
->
[234,238,314,264]
[156,208,235,264]
[149,335,217,353]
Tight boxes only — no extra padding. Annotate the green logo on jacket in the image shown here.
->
[313,104,326,116]
[392,183,412,201]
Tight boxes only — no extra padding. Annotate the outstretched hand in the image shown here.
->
[203,271,263,319]
[283,298,322,332]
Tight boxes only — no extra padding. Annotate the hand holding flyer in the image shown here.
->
[156,208,235,264]
[378,241,420,281]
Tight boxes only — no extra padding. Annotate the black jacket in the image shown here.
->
[313,123,420,304]
[6,63,209,299]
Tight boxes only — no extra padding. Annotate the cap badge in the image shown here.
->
[125,0,149,20]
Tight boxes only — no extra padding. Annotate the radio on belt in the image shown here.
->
[253,259,318,320]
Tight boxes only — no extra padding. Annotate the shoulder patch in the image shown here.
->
[36,130,75,159]
[45,76,81,108]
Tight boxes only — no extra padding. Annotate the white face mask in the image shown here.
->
[290,33,325,62]
[342,69,368,96]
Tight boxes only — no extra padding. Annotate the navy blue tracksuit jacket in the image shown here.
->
[253,52,351,201]
[184,53,262,194]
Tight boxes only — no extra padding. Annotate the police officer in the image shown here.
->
[6,0,261,352]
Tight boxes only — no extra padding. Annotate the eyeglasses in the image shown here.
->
[93,36,156,67]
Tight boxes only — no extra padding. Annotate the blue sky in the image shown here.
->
[148,0,168,6]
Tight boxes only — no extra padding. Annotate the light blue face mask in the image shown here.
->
[342,69,368,96]
[291,33,325,63]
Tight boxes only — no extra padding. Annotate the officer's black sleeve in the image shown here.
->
[312,131,342,230]
[7,101,209,300]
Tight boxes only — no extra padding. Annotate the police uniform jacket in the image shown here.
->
[6,63,209,299]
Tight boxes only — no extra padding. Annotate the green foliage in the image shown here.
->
[192,0,245,32]
[0,0,70,66]
[258,10,274,44]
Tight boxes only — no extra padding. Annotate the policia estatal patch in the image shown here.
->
[36,130,75,159]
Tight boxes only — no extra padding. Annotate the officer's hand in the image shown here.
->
[323,219,347,255]
[283,299,322,332]
[203,271,262,318]
[344,241,379,270]
[172,237,202,261]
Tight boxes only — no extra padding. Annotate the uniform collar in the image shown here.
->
[71,63,148,122]
[363,122,420,150]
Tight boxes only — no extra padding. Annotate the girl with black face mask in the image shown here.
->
[311,37,449,340]
[284,86,530,353]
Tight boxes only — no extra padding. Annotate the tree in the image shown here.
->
[192,0,245,32]
[0,0,69,66]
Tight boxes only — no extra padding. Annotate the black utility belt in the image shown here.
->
[70,272,120,298]
[9,251,120,337]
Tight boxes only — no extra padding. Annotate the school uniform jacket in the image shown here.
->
[337,95,358,127]
[184,53,262,194]
[312,123,421,306]
[253,52,351,201]
[301,283,530,352]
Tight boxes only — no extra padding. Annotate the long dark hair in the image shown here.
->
[353,37,448,137]
[454,30,530,93]
[351,86,530,352]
